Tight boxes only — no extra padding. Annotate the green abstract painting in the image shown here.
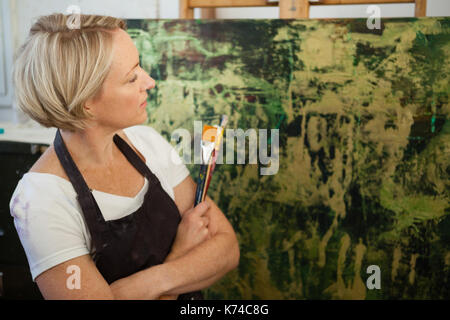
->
[127,18,450,299]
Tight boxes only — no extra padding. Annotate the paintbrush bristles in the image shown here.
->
[220,115,228,128]
[202,125,217,142]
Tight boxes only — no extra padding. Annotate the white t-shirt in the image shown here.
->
[9,125,190,282]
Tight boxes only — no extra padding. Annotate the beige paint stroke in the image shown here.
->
[324,234,367,300]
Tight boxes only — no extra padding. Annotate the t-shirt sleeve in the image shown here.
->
[134,125,191,189]
[9,178,89,282]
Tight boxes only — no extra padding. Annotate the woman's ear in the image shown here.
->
[84,86,103,116]
[83,101,92,113]
[83,98,95,118]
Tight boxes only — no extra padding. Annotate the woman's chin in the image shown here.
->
[138,109,148,123]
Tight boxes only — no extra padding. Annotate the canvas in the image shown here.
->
[127,18,449,299]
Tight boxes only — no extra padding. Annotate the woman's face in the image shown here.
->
[86,28,155,130]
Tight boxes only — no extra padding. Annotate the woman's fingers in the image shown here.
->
[198,217,209,229]
[193,201,210,217]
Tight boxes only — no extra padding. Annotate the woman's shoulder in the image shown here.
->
[10,171,76,209]
[15,145,73,199]
[10,150,78,219]
[28,145,69,180]
[123,125,189,190]
[123,125,166,145]
[123,125,175,159]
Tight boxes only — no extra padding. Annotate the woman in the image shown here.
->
[9,13,239,300]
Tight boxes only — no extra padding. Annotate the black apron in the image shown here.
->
[53,129,203,300]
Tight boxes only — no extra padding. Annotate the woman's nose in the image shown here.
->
[142,74,155,91]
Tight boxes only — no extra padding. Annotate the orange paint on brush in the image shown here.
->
[202,125,218,143]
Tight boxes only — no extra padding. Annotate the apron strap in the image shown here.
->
[113,133,158,185]
[53,129,94,200]
[53,129,109,251]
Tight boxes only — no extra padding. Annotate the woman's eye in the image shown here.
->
[129,74,138,83]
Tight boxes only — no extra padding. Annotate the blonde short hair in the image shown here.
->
[13,14,127,130]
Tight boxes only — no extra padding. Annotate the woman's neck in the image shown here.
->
[60,125,120,169]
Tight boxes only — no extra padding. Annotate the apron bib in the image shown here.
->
[54,129,203,300]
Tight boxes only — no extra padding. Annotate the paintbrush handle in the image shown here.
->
[201,150,215,201]
[194,164,208,206]
[202,152,217,202]
[202,170,213,202]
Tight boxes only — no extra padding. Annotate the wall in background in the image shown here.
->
[216,0,450,19]
[1,0,159,121]
[11,0,158,52]
[0,0,14,113]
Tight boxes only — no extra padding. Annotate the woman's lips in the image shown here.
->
[140,97,148,108]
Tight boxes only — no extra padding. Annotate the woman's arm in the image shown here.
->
[163,227,239,295]
[36,176,239,300]
[111,176,240,299]
[163,198,240,295]
[36,253,174,299]
[36,255,115,299]
[110,216,239,299]
[167,175,240,293]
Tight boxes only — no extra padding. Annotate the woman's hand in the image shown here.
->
[158,201,211,300]
[170,201,211,259]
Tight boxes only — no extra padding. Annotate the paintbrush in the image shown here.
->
[194,115,228,206]
[194,124,217,206]
[201,115,227,202]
